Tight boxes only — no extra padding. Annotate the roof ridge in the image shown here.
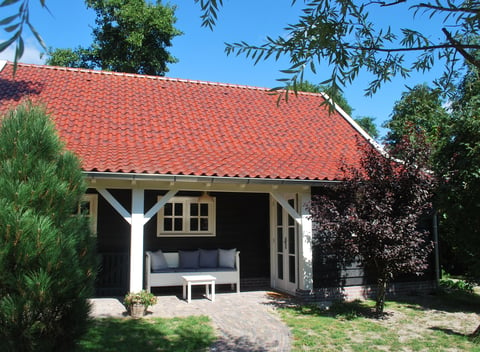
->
[6,61,277,92]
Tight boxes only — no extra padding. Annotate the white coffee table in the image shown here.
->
[182,275,216,303]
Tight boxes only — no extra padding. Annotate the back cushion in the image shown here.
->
[179,250,200,269]
[150,250,168,271]
[218,248,236,269]
[199,249,218,268]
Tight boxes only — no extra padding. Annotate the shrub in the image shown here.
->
[439,278,474,294]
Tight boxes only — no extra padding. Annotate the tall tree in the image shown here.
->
[383,84,450,160]
[311,137,435,316]
[46,0,182,75]
[296,80,353,115]
[435,66,480,281]
[354,116,379,139]
[0,104,96,351]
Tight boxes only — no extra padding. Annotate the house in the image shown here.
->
[0,61,434,298]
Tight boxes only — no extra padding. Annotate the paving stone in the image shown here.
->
[89,290,292,351]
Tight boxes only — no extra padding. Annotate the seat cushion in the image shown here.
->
[199,249,218,268]
[218,248,236,269]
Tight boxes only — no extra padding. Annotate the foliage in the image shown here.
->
[383,84,450,161]
[197,0,480,99]
[124,290,157,309]
[435,65,480,281]
[311,137,435,316]
[78,316,216,352]
[0,103,97,352]
[46,47,94,69]
[354,116,379,139]
[295,80,353,115]
[0,0,47,72]
[439,278,475,294]
[45,0,182,75]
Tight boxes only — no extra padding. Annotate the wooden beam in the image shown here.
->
[97,188,132,224]
[270,191,302,225]
[143,189,178,225]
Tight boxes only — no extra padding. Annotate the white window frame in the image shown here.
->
[79,194,98,236]
[156,196,216,237]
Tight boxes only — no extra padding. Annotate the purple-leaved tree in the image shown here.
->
[311,135,436,316]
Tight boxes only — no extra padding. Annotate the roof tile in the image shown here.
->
[0,62,370,180]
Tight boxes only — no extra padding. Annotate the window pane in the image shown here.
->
[190,203,198,216]
[289,228,295,254]
[79,201,90,215]
[200,218,209,231]
[200,203,209,216]
[289,256,296,283]
[174,203,183,216]
[190,218,198,231]
[277,254,283,280]
[164,203,172,216]
[164,218,172,231]
[288,199,295,226]
[277,229,283,252]
[174,218,183,231]
[277,203,282,226]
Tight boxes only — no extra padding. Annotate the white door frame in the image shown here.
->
[270,191,313,294]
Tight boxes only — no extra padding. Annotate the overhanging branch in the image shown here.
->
[442,27,480,69]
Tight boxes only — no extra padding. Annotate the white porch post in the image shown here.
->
[298,191,313,291]
[130,188,145,292]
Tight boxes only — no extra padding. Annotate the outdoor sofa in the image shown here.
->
[145,249,240,293]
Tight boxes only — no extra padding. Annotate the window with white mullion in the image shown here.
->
[157,196,216,237]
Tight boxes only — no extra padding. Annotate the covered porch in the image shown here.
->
[86,172,315,297]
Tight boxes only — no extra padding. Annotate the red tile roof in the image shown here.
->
[0,61,370,181]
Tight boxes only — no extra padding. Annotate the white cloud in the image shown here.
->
[0,37,46,65]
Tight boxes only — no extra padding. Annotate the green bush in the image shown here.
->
[0,104,97,351]
[439,278,474,294]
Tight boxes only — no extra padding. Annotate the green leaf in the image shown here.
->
[0,14,19,25]
[4,23,20,33]
[27,21,46,49]
[0,35,16,52]
[15,36,24,62]
[0,0,21,7]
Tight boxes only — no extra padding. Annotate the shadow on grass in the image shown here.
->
[77,316,215,352]
[429,326,469,338]
[387,289,480,315]
[265,291,378,320]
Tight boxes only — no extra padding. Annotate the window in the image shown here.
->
[157,196,216,237]
[79,194,98,236]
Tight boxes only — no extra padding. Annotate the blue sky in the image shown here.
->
[0,0,445,137]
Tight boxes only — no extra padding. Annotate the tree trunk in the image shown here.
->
[375,275,389,317]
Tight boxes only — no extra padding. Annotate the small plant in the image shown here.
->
[124,290,157,315]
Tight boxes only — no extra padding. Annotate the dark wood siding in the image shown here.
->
[144,191,270,279]
[90,189,131,296]
[93,189,270,296]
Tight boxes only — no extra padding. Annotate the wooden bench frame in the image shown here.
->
[145,251,240,293]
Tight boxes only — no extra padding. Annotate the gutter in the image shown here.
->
[83,171,341,187]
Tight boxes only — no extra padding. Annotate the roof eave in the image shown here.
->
[83,171,341,187]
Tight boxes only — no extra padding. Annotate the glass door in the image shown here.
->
[274,196,297,293]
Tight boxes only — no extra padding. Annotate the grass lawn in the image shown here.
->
[279,290,480,352]
[77,315,215,352]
